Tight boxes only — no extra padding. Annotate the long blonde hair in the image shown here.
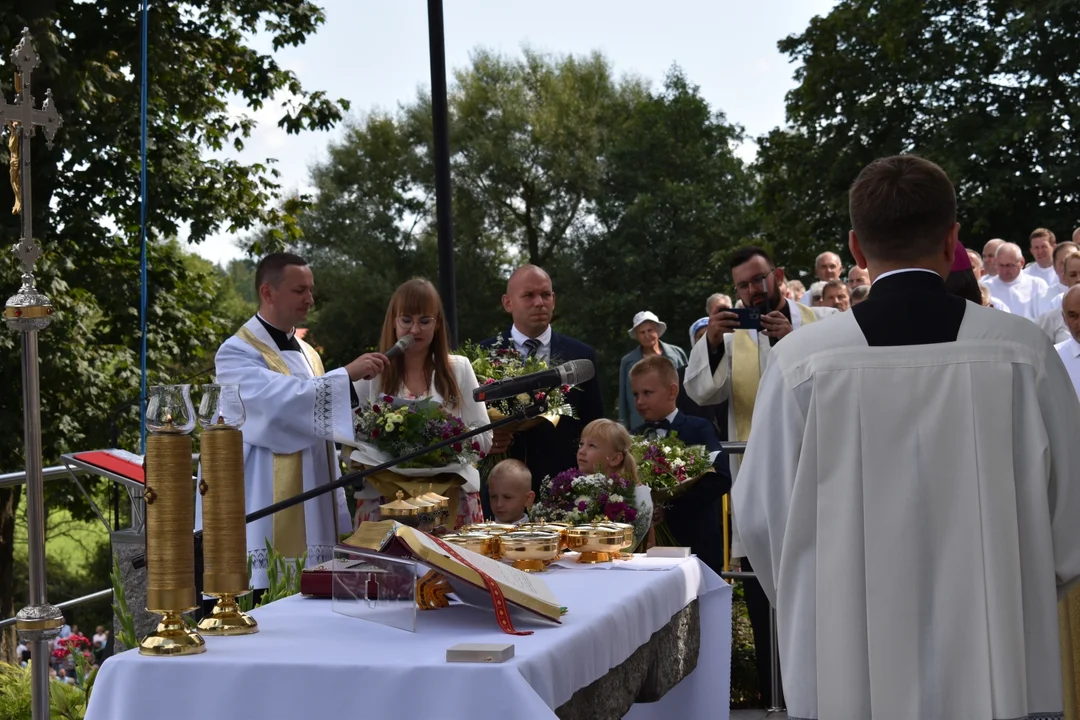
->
[377,278,462,407]
[580,419,639,484]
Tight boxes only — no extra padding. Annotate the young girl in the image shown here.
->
[577,419,639,481]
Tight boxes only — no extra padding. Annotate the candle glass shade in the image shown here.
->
[146,384,197,434]
[197,384,246,430]
[196,384,257,635]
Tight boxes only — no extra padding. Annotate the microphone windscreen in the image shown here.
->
[558,359,595,386]
[386,334,415,359]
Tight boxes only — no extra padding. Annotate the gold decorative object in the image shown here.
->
[498,532,560,572]
[196,384,257,635]
[566,523,623,564]
[597,522,635,558]
[441,532,498,558]
[381,491,420,520]
[518,521,570,552]
[141,385,205,656]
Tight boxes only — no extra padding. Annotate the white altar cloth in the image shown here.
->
[86,559,730,720]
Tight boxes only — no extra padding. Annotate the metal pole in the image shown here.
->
[4,28,65,720]
[426,0,458,348]
[767,605,784,712]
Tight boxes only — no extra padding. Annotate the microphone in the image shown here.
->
[363,334,414,379]
[473,359,594,403]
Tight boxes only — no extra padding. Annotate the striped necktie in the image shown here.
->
[523,338,541,358]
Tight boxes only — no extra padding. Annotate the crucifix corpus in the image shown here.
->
[3,27,64,720]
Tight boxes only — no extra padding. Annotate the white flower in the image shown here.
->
[575,495,590,507]
[384,423,395,433]
[671,459,686,469]
[515,393,531,404]
[609,494,624,503]
[663,445,673,454]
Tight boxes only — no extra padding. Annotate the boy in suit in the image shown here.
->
[630,355,730,573]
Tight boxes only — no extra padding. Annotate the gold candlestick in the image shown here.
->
[141,385,206,656]
[196,384,257,635]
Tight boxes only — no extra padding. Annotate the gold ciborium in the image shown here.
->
[567,523,624,564]
[196,384,257,635]
[518,520,570,553]
[597,521,636,558]
[141,385,206,656]
[498,532,561,572]
[441,531,498,558]
[381,491,420,527]
[420,484,451,527]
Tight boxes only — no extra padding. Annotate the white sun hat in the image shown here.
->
[628,310,667,339]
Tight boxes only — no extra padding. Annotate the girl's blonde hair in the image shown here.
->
[580,419,639,483]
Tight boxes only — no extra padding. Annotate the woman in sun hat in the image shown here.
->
[618,311,688,430]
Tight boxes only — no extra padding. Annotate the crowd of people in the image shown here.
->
[14,621,111,685]
[205,153,1080,717]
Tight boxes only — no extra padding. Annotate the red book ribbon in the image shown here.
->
[427,533,533,636]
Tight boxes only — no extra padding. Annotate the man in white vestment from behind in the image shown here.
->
[734,155,1080,720]
[202,253,388,590]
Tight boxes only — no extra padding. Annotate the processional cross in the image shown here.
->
[2,27,62,278]
[4,28,64,720]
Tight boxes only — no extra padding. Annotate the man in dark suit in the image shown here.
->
[479,265,604,515]
[629,354,730,574]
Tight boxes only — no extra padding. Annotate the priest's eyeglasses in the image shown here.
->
[734,269,775,294]
[397,315,436,329]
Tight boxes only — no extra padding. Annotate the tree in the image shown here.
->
[0,1,346,661]
[754,0,1080,274]
[562,68,755,407]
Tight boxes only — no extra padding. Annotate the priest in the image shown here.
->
[734,155,1080,719]
[199,252,389,589]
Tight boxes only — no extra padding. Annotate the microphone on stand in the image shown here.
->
[363,334,415,379]
[472,359,594,403]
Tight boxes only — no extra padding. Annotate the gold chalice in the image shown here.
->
[441,532,498,558]
[498,532,561,572]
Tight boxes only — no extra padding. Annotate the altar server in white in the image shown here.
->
[735,155,1080,720]
[1025,227,1060,288]
[984,241,1048,320]
[205,253,388,589]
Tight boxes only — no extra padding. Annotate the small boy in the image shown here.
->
[487,459,535,524]
[630,355,731,573]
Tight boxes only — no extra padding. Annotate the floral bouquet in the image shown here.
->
[353,397,484,470]
[630,435,714,503]
[51,634,91,663]
[530,468,652,545]
[460,335,577,428]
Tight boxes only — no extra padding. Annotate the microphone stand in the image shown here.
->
[131,399,549,570]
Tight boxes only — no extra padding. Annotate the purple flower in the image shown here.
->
[577,500,588,512]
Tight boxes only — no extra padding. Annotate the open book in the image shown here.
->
[343,521,563,624]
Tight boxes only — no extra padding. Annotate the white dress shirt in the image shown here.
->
[1024,263,1058,288]
[651,409,681,438]
[984,273,1049,320]
[1055,337,1080,399]
[510,324,553,361]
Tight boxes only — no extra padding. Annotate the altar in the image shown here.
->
[86,557,731,720]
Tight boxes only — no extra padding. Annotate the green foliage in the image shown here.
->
[12,542,112,636]
[256,540,305,607]
[110,557,137,652]
[0,662,88,720]
[754,0,1080,275]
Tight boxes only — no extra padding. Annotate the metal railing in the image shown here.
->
[0,589,113,631]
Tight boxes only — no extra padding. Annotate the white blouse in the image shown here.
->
[352,354,492,454]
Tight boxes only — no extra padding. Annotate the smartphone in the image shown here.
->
[730,307,762,331]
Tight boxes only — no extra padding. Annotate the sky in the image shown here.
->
[191,0,838,266]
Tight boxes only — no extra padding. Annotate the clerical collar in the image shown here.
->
[256,314,300,353]
[873,268,941,285]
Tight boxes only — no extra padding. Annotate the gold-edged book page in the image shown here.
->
[342,520,400,551]
[393,526,563,623]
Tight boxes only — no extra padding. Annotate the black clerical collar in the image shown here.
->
[256,314,301,353]
[870,269,946,296]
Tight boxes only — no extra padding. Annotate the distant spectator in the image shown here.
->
[850,285,870,306]
[706,293,733,316]
[822,279,851,311]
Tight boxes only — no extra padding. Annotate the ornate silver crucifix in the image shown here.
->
[3,28,64,720]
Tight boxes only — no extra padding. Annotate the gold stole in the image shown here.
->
[235,326,326,559]
[1062,587,1080,720]
[731,303,818,443]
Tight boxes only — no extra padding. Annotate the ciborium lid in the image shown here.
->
[380,491,419,517]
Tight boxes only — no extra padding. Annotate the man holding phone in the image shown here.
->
[683,245,834,707]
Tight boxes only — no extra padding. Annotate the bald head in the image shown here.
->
[994,242,1024,282]
[815,252,842,281]
[1063,286,1080,343]
[983,238,1005,277]
[502,265,555,338]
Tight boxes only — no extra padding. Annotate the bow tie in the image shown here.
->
[644,419,671,433]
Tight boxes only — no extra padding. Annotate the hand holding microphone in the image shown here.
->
[346,335,415,381]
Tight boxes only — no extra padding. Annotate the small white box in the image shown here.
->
[645,546,691,559]
[446,643,515,663]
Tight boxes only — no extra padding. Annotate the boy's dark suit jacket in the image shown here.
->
[633,410,732,574]
[478,329,605,512]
